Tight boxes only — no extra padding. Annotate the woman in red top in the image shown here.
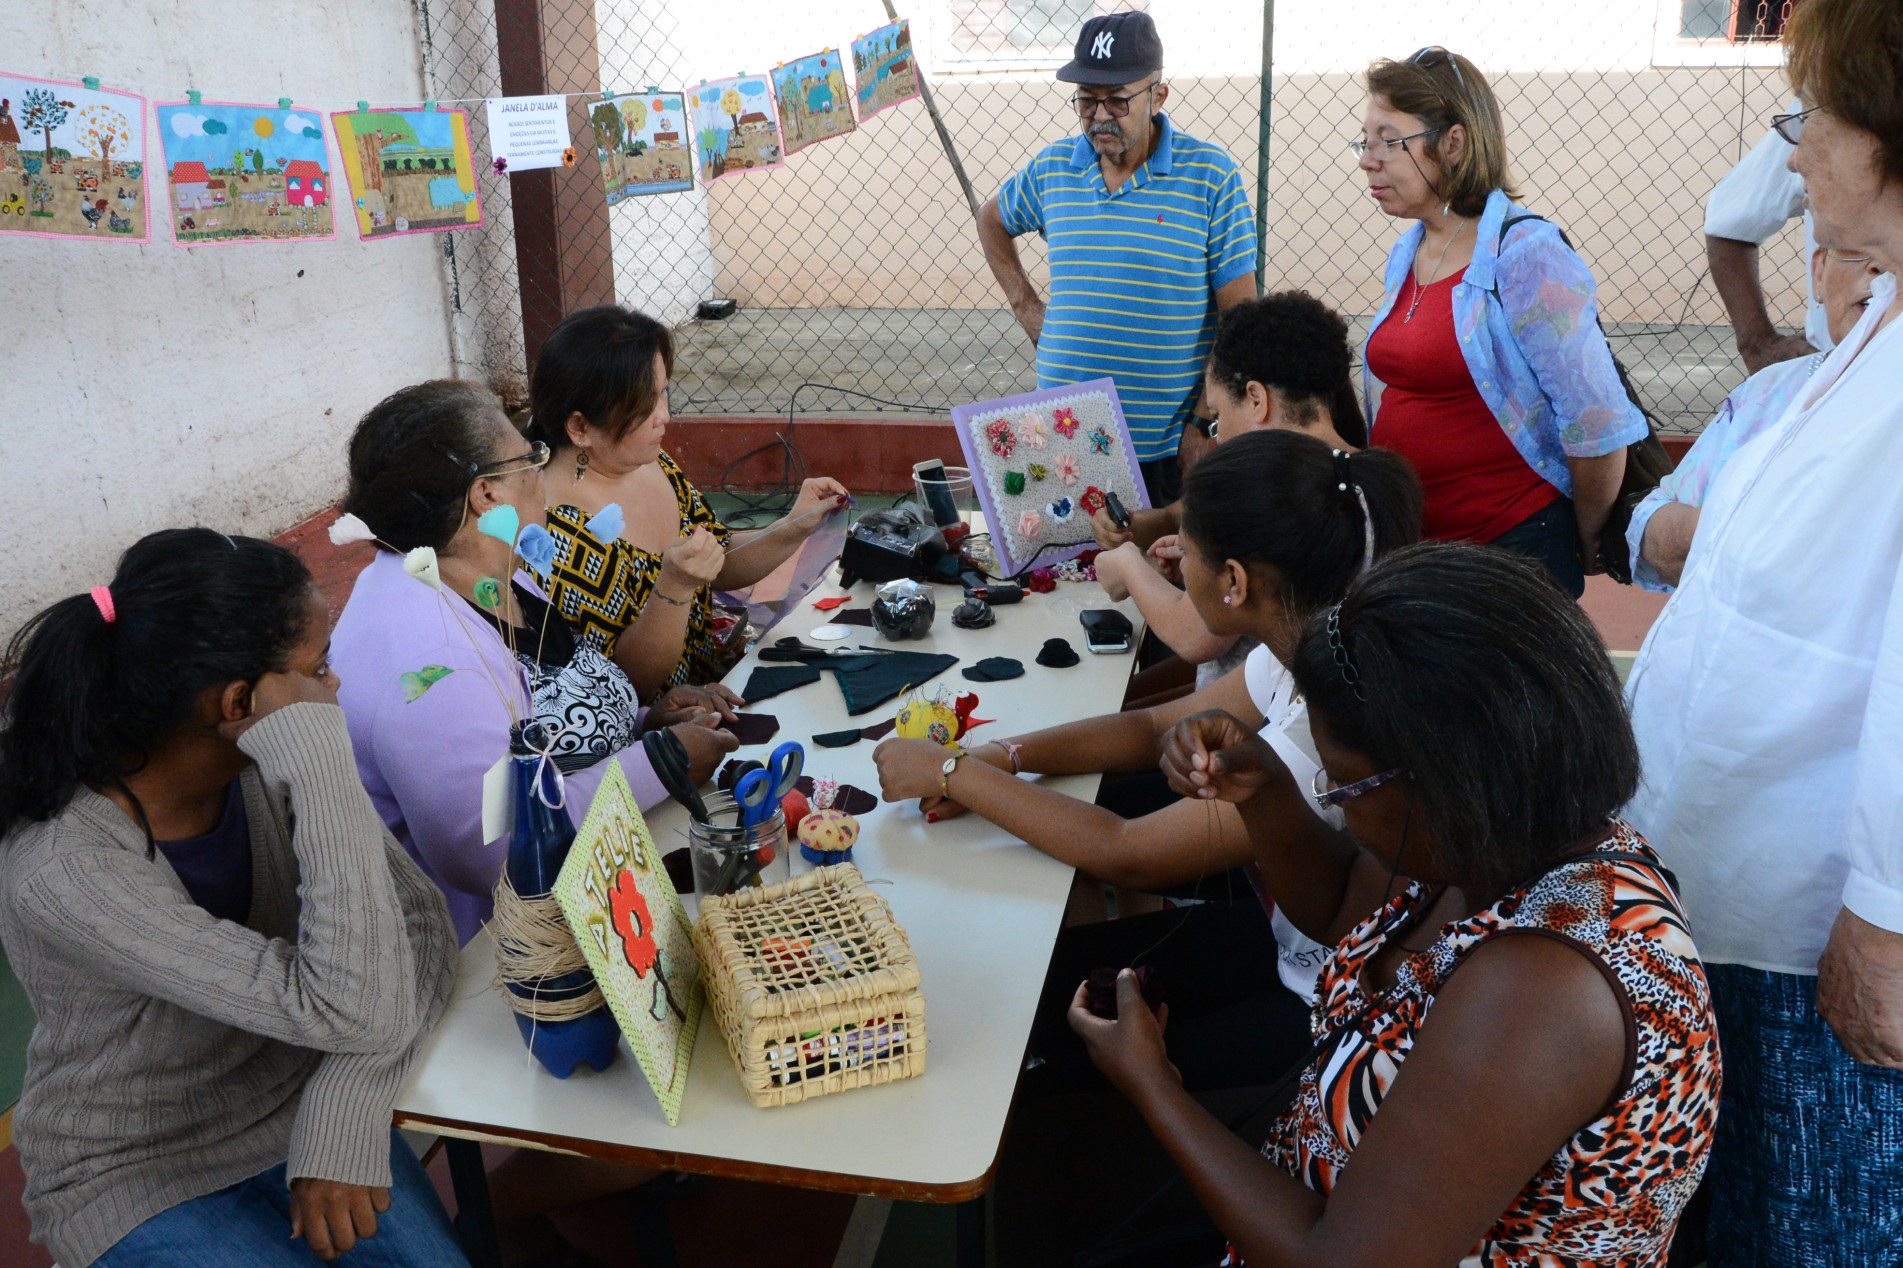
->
[1356,49,1642,597]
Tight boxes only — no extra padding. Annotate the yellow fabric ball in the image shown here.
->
[896,698,959,747]
[798,807,861,855]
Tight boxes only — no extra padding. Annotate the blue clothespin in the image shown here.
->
[187,90,202,105]
[82,76,100,91]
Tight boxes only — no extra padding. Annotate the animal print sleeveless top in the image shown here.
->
[1241,822,1720,1266]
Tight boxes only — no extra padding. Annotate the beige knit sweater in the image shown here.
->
[0,704,457,1268]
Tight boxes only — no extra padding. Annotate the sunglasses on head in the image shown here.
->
[1408,45,1467,90]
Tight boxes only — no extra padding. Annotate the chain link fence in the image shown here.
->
[420,0,1809,438]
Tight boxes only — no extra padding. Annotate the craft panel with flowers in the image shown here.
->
[950,378,1150,576]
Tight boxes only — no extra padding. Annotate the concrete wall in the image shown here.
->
[0,1,455,637]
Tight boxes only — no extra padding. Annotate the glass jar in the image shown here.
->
[689,791,790,898]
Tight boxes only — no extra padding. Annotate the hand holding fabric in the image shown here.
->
[658,527,724,595]
[1159,709,1279,803]
[1066,971,1177,1099]
[788,477,851,529]
[671,713,739,785]
[650,682,742,728]
[1817,906,1903,1068]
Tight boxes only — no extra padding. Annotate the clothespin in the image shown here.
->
[278,97,292,111]
[356,100,369,113]
[603,89,614,101]
[187,90,202,105]
[424,99,436,112]
[645,85,658,93]
[82,76,100,91]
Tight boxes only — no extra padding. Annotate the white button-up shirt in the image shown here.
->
[1704,103,1830,352]
[1626,272,1903,975]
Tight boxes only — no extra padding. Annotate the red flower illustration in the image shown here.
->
[1052,407,1080,438]
[1080,486,1107,517]
[984,417,1017,459]
[610,869,659,976]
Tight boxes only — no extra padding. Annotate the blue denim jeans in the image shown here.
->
[95,1131,469,1268]
[1705,963,1903,1267]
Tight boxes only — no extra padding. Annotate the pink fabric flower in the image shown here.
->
[1079,486,1107,517]
[1055,453,1080,485]
[1019,414,1048,448]
[1052,407,1080,439]
[984,417,1017,459]
[1017,509,1041,540]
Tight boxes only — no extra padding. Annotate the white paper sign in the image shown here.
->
[481,753,514,843]
[484,95,572,172]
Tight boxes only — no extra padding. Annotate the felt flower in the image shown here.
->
[1055,453,1081,485]
[1019,414,1048,448]
[584,501,625,542]
[1017,509,1041,540]
[476,504,520,546]
[1080,486,1107,517]
[400,664,455,702]
[492,156,509,175]
[1046,496,1074,522]
[1052,407,1080,439]
[515,524,558,579]
[328,512,377,546]
[1027,462,1049,482]
[1004,471,1026,496]
[1087,427,1114,456]
[403,546,443,591]
[473,576,504,610]
[1025,569,1057,593]
[984,417,1017,459]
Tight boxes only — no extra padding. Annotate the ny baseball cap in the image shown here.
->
[1056,11,1164,86]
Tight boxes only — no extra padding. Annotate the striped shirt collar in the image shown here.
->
[1067,111,1177,193]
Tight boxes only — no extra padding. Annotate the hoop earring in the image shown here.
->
[574,448,590,481]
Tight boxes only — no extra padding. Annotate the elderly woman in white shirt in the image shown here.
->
[1627,246,1883,589]
[1623,0,1903,1259]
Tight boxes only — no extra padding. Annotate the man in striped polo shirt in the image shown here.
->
[978,10,1258,503]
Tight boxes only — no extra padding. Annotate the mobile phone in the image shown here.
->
[912,459,963,529]
[1079,608,1133,654]
[1104,491,1132,532]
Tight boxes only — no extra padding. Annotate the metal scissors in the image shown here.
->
[735,741,805,828]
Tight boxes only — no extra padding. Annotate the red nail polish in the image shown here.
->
[926,812,938,823]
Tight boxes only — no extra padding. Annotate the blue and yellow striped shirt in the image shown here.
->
[999,115,1256,462]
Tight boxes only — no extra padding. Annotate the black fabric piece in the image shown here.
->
[951,597,995,630]
[741,664,823,703]
[662,847,695,895]
[860,717,898,740]
[826,651,959,716]
[962,656,1025,683]
[723,713,780,746]
[1035,637,1080,669]
[795,775,879,816]
[831,608,875,626]
[812,728,865,748]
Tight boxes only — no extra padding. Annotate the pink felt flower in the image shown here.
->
[1079,486,1107,517]
[984,417,1017,459]
[1019,414,1048,448]
[1017,509,1042,540]
[1052,407,1080,439]
[1055,453,1080,485]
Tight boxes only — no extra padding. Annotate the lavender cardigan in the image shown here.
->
[331,550,670,943]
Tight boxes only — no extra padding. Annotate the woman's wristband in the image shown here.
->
[989,738,1024,774]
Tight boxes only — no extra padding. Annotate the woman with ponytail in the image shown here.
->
[0,529,465,1268]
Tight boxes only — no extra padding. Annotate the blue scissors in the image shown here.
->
[735,741,805,828]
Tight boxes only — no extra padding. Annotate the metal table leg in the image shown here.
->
[444,1137,502,1268]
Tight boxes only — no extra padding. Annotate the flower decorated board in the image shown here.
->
[553,761,702,1126]
[950,378,1150,577]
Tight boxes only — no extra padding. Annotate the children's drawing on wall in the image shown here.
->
[0,72,147,242]
[852,21,920,122]
[593,91,692,202]
[331,107,482,240]
[770,51,855,157]
[688,75,782,184]
[156,102,334,245]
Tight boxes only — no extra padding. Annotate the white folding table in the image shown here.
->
[393,567,1145,1266]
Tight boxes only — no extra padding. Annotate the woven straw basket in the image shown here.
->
[693,863,926,1107]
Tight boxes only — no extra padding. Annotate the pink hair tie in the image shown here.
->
[90,586,116,624]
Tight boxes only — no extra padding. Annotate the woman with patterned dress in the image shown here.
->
[1073,542,1720,1267]
[526,306,849,700]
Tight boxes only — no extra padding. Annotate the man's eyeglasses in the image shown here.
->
[1771,105,1820,145]
[1312,765,1402,810]
[1408,45,1467,90]
[1070,82,1157,120]
[473,440,550,479]
[1350,127,1441,159]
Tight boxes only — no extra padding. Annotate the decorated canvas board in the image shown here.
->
[951,378,1151,578]
[851,21,920,122]
[591,91,692,202]
[156,101,334,245]
[0,72,147,241]
[554,762,701,1126]
[770,50,855,157]
[688,75,782,184]
[331,107,481,239]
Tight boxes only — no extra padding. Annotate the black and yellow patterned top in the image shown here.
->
[543,452,733,697]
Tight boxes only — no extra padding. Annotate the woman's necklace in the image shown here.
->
[1404,218,1472,323]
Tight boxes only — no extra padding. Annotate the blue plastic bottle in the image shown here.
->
[503,721,620,1077]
